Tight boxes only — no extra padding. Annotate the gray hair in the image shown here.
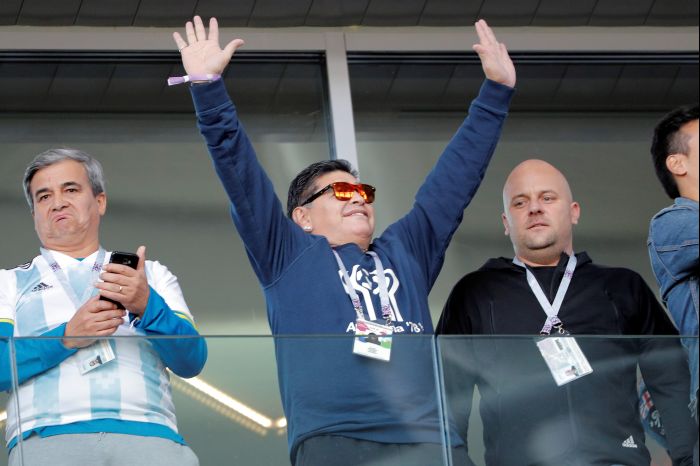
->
[23,148,106,212]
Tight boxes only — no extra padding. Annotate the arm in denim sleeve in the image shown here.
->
[649,205,699,282]
[0,322,77,391]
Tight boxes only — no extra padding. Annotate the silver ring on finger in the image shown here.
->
[178,45,189,52]
[118,285,123,293]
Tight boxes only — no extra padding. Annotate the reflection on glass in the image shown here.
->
[272,335,452,465]
[5,335,202,465]
[4,335,696,465]
[3,335,457,465]
[4,336,288,465]
[438,335,699,466]
[0,337,14,466]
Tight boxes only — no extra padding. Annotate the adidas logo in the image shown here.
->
[622,435,638,448]
[30,282,53,293]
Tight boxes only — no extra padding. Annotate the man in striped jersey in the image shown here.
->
[0,148,207,466]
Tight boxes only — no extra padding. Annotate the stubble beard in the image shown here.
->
[517,230,563,264]
[523,230,557,251]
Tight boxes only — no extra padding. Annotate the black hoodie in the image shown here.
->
[437,252,695,466]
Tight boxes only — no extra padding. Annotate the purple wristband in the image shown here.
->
[167,74,221,86]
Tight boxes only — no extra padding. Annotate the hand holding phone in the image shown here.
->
[100,251,139,310]
[98,246,150,316]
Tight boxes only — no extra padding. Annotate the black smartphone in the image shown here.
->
[100,251,139,310]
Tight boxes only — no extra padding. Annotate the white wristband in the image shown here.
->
[167,74,221,86]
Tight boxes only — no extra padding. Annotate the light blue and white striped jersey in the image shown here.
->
[0,249,194,444]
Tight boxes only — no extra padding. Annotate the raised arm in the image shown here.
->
[173,18,313,286]
[383,20,515,286]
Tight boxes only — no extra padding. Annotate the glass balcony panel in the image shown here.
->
[5,334,695,464]
[6,334,451,465]
[0,336,17,466]
[438,335,699,466]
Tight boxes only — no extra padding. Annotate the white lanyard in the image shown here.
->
[332,249,393,324]
[40,247,106,309]
[513,254,577,335]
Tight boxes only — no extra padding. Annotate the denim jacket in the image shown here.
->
[648,197,699,416]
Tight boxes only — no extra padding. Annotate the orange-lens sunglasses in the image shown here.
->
[302,181,376,206]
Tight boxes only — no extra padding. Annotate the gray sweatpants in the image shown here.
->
[9,433,199,466]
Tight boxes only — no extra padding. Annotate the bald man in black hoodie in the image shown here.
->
[437,159,695,466]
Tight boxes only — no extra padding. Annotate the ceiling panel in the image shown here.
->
[100,63,173,111]
[273,63,325,114]
[225,62,287,112]
[0,63,56,111]
[133,0,197,27]
[419,0,481,26]
[362,0,426,26]
[510,64,566,109]
[386,64,455,109]
[306,0,369,26]
[531,0,598,26]
[612,64,678,108]
[553,64,622,109]
[194,0,257,27]
[660,64,699,106]
[0,0,22,25]
[0,53,696,114]
[350,63,399,112]
[646,0,700,26]
[589,0,655,26]
[75,0,141,26]
[0,0,697,26]
[248,0,313,27]
[43,63,114,112]
[349,54,698,113]
[17,0,82,25]
[477,0,542,27]
[439,64,485,109]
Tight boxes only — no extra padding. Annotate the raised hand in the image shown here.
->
[97,245,150,317]
[172,16,245,76]
[473,20,516,88]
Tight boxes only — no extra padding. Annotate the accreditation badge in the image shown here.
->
[536,336,592,386]
[78,339,116,375]
[353,319,393,362]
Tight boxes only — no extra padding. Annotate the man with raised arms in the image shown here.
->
[173,16,515,465]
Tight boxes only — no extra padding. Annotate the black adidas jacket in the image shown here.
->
[437,252,695,466]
